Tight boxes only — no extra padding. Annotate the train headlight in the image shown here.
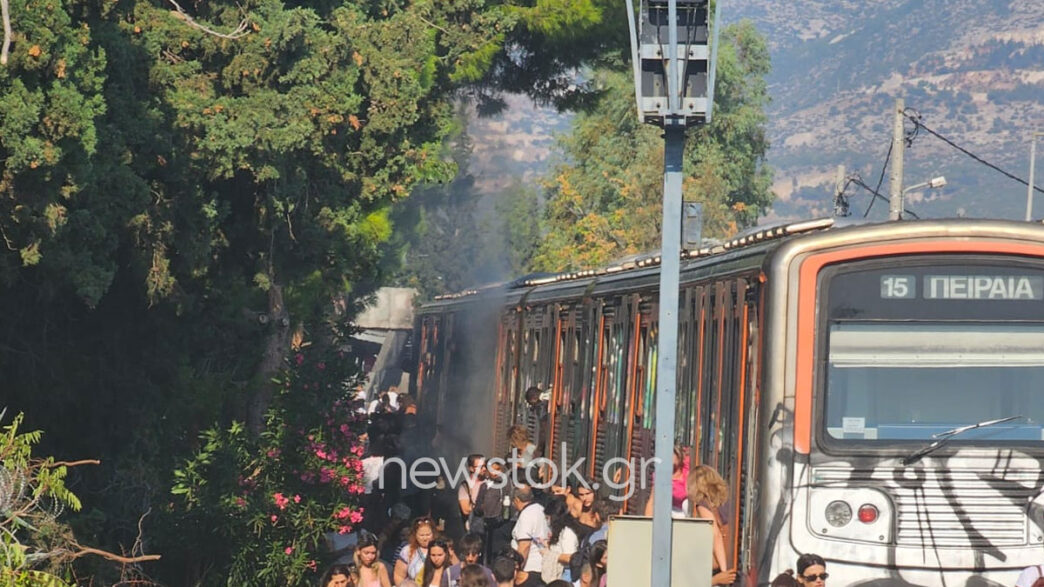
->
[825,500,852,527]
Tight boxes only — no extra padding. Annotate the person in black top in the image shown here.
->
[524,387,549,460]
[496,549,544,587]
[491,556,516,587]
[429,473,466,544]
[478,461,515,562]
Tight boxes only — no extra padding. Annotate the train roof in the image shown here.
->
[421,217,1044,313]
[422,217,835,311]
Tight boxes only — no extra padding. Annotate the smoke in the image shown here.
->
[408,290,506,468]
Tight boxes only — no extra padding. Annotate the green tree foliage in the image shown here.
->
[494,180,542,276]
[533,20,774,272]
[0,0,649,582]
[0,411,92,586]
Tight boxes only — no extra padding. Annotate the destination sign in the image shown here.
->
[924,275,1043,300]
[881,274,1044,300]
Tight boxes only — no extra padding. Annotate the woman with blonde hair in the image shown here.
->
[687,464,732,580]
[506,425,537,468]
[353,531,392,587]
[394,516,436,585]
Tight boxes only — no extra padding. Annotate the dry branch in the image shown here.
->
[0,0,11,65]
[166,0,250,39]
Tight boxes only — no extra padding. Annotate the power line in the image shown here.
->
[863,141,894,218]
[847,175,921,219]
[903,109,1044,196]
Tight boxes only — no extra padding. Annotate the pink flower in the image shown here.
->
[317,362,326,370]
[293,494,301,503]
[338,525,351,534]
[270,514,278,523]
[349,511,364,524]
[285,546,294,555]
[308,560,317,571]
[295,354,304,365]
[273,493,290,510]
[235,497,246,508]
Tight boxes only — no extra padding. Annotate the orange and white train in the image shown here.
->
[414,218,1044,586]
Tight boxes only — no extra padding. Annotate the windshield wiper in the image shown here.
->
[900,415,1023,466]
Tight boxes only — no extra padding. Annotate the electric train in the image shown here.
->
[413,218,1044,586]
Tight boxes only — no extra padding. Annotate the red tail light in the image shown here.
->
[858,504,879,523]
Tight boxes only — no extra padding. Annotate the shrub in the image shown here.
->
[172,341,368,586]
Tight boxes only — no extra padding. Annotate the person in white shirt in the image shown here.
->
[510,485,549,582]
[541,497,580,582]
[1015,564,1044,587]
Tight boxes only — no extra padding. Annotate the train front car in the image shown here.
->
[760,219,1044,586]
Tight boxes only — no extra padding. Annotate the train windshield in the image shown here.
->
[821,260,1044,444]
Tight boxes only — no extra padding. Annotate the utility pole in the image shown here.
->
[889,98,905,221]
[1026,130,1042,221]
[833,164,847,217]
[626,0,712,585]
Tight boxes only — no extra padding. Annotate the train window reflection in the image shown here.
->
[825,322,1044,442]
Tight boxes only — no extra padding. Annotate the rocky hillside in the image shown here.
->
[728,0,1044,220]
[466,1,1043,223]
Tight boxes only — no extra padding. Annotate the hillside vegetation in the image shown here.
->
[729,0,1043,220]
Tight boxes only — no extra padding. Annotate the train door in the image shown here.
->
[568,302,597,473]
[694,276,760,571]
[549,304,576,465]
[737,278,762,578]
[416,314,443,422]
[625,296,657,513]
[494,309,519,458]
[677,285,699,456]
[590,297,633,492]
[518,304,555,449]
[436,312,457,432]
[604,296,637,501]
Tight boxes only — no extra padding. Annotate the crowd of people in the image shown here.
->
[323,385,834,587]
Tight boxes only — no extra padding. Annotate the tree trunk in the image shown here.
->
[247,283,290,434]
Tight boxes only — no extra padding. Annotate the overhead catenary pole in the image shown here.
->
[888,97,906,220]
[652,124,683,587]
[833,164,847,217]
